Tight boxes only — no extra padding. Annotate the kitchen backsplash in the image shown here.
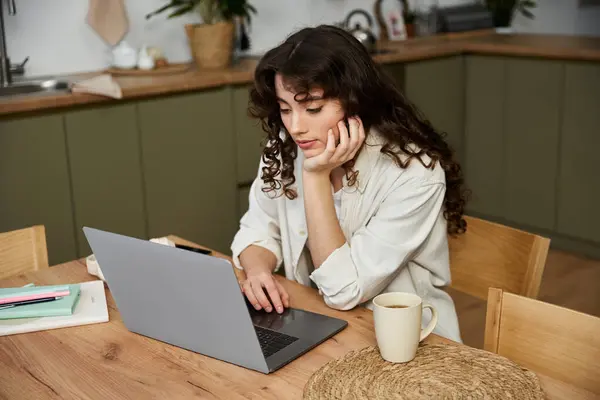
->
[4,0,600,78]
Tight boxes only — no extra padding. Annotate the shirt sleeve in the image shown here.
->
[230,161,283,272]
[309,177,446,310]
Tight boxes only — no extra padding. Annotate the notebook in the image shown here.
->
[0,284,81,320]
[0,284,70,304]
[0,280,109,336]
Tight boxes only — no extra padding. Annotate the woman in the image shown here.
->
[230,25,468,342]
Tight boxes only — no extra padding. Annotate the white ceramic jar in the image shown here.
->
[112,40,137,69]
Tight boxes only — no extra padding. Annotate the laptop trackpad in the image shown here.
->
[247,304,293,330]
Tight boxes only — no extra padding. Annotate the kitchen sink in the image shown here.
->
[0,79,71,98]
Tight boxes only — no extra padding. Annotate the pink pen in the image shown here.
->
[0,289,70,305]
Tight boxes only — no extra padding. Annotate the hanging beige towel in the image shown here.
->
[86,0,129,46]
[71,74,123,99]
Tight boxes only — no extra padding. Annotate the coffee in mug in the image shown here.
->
[372,292,438,363]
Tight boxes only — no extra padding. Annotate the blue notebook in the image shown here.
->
[0,284,81,320]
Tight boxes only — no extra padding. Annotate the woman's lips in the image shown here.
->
[297,139,317,150]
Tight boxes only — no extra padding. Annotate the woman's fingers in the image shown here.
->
[262,278,285,313]
[332,120,350,162]
[358,116,366,143]
[325,129,336,156]
[348,117,360,152]
[243,275,289,314]
[242,280,261,310]
[250,279,274,312]
[275,279,290,308]
[303,116,365,173]
[348,116,365,159]
[303,129,336,173]
[331,117,362,164]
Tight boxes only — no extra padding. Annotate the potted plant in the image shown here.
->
[485,0,536,29]
[146,0,256,69]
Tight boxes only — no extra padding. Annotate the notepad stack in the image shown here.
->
[0,284,82,319]
[0,280,109,336]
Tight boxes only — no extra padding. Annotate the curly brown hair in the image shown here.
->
[248,25,469,235]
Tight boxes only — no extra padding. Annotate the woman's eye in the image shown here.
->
[307,107,323,114]
[280,109,291,114]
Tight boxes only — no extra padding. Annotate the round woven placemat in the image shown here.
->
[303,343,546,400]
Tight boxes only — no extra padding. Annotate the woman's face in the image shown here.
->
[275,73,346,159]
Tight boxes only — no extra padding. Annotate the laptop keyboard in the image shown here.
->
[254,326,299,358]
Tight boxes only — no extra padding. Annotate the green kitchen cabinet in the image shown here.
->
[463,55,562,231]
[232,85,264,185]
[137,89,237,254]
[404,56,465,163]
[556,62,600,243]
[381,62,405,91]
[463,56,507,219]
[0,114,77,265]
[503,58,562,231]
[64,103,148,257]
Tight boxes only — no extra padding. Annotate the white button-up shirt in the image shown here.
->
[231,132,462,343]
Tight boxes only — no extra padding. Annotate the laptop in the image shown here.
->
[83,227,348,374]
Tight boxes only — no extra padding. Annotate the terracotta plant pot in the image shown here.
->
[185,21,235,69]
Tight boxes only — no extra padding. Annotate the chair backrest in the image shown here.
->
[448,215,550,300]
[484,288,600,397]
[0,225,49,280]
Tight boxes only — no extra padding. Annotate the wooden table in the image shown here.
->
[0,236,587,399]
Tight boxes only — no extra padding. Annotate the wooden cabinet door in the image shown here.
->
[64,104,148,257]
[503,58,562,231]
[464,56,507,218]
[0,114,77,265]
[405,56,465,163]
[137,89,237,254]
[232,85,264,185]
[381,63,405,91]
[464,56,562,232]
[556,62,600,243]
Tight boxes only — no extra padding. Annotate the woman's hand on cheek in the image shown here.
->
[303,116,365,174]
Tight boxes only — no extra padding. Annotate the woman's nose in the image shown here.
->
[290,113,307,135]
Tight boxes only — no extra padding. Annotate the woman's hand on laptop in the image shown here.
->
[239,245,289,314]
[241,270,289,314]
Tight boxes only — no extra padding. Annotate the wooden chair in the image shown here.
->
[0,225,49,280]
[448,215,551,300]
[484,288,600,398]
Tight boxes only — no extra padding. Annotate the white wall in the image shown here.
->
[512,0,600,36]
[4,0,600,79]
[5,0,361,78]
[575,5,600,36]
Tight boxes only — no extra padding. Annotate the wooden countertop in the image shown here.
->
[2,30,600,117]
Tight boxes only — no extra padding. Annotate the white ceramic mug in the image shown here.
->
[373,292,438,363]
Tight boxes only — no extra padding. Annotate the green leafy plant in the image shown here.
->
[146,0,257,25]
[485,0,537,27]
